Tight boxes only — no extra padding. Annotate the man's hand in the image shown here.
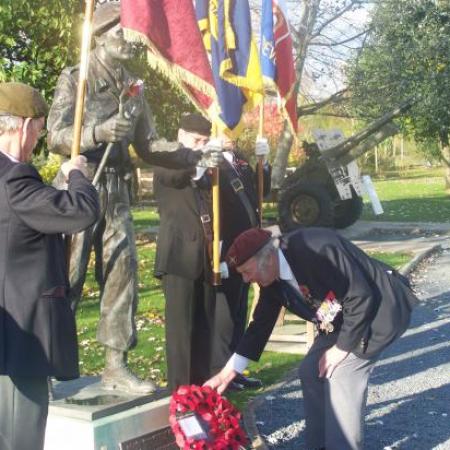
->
[255,137,270,158]
[203,366,237,395]
[61,155,89,179]
[94,113,133,143]
[318,345,349,378]
[197,139,225,168]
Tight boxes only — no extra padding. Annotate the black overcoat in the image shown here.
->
[236,228,419,361]
[153,167,206,280]
[0,153,99,379]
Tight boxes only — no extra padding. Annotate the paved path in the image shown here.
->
[254,241,450,450]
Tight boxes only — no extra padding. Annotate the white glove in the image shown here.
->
[220,262,229,279]
[197,138,225,168]
[202,138,223,154]
[255,137,270,157]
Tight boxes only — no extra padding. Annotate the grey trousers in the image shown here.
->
[298,334,378,450]
[0,375,48,450]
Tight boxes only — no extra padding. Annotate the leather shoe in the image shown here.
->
[226,380,245,392]
[234,373,263,389]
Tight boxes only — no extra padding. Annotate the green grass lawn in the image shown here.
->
[263,168,450,223]
[362,169,450,222]
[366,251,412,270]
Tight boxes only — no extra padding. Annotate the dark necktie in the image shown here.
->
[277,280,317,323]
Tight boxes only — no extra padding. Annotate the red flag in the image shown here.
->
[120,0,216,113]
[260,0,298,134]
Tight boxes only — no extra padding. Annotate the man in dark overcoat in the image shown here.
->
[0,82,99,450]
[206,227,418,450]
[153,113,214,391]
[154,118,271,391]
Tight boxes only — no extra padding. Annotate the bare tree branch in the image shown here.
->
[311,0,364,39]
[310,28,370,47]
[297,88,348,116]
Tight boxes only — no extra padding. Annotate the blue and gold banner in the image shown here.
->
[196,0,263,137]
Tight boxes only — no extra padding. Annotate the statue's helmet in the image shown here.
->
[93,2,121,36]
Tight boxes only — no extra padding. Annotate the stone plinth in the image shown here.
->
[44,377,177,450]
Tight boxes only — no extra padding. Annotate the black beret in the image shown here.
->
[179,113,211,136]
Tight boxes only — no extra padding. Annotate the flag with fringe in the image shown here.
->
[120,0,216,114]
[196,0,263,138]
[260,0,298,134]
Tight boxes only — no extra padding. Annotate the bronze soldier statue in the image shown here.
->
[47,2,218,394]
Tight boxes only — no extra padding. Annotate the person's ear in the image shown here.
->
[20,118,32,146]
[178,128,185,143]
[19,118,36,162]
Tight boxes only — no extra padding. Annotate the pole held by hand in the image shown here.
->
[71,0,95,160]
[257,103,265,225]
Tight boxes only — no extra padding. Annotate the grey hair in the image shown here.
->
[254,238,278,272]
[0,115,23,134]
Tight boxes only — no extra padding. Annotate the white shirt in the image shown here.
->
[0,150,19,163]
[226,249,298,374]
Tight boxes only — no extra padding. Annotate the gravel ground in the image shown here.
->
[255,249,450,450]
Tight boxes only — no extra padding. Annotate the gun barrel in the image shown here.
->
[322,99,413,160]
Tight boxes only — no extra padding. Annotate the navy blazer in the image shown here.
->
[0,153,99,379]
[236,228,418,361]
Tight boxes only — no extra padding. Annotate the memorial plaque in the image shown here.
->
[119,427,178,450]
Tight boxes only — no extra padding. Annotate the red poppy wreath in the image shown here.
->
[169,385,248,449]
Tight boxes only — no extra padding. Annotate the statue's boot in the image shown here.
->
[102,348,157,395]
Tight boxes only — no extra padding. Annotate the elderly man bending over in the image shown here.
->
[206,227,418,450]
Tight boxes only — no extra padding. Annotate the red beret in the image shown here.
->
[226,228,272,269]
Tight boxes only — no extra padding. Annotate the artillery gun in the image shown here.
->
[277,100,413,230]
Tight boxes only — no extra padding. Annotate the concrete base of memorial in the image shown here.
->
[44,377,177,450]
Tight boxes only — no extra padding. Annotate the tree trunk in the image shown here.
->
[271,0,320,190]
[271,122,294,190]
[439,133,450,189]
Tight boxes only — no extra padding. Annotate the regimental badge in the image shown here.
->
[316,290,342,334]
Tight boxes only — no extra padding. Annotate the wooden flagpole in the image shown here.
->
[71,0,95,160]
[211,123,221,286]
[257,103,265,225]
[66,0,95,270]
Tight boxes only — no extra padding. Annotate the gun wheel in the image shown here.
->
[278,182,334,231]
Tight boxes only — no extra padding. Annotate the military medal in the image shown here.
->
[316,290,342,334]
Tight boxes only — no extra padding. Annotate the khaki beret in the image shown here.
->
[226,228,272,269]
[0,82,48,118]
[93,2,121,36]
[179,113,212,136]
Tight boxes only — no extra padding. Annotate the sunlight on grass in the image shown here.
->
[362,175,450,222]
[367,251,412,270]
